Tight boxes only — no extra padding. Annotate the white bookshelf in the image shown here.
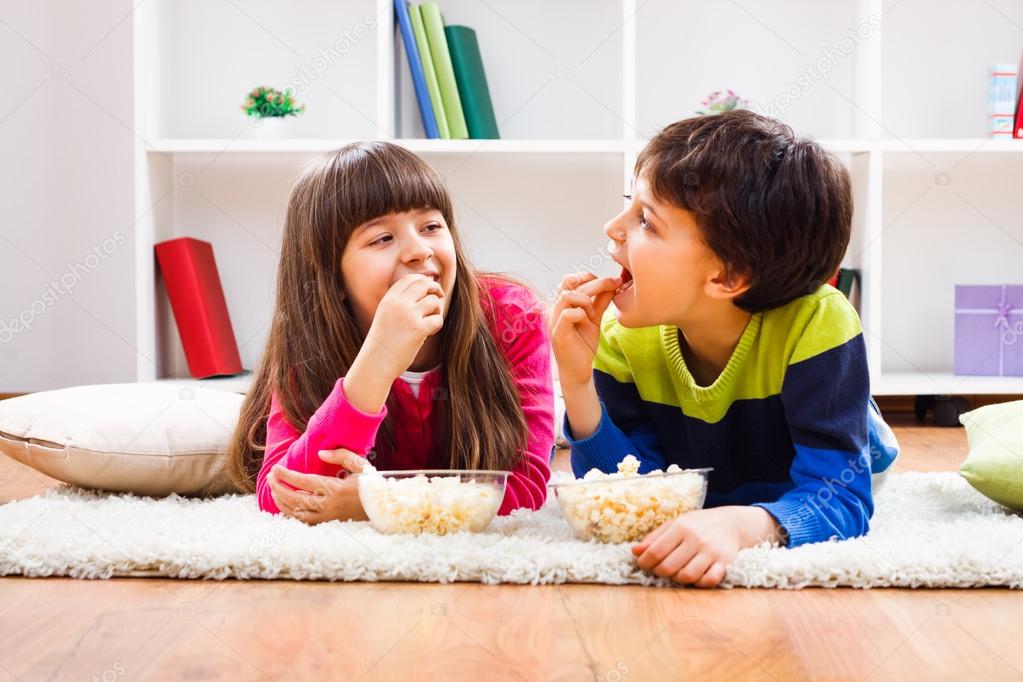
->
[132,0,1023,396]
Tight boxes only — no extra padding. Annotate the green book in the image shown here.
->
[836,268,859,298]
[444,25,500,139]
[419,3,469,140]
[408,4,449,139]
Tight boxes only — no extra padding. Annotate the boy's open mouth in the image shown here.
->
[616,266,634,294]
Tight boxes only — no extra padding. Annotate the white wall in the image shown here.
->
[0,0,135,392]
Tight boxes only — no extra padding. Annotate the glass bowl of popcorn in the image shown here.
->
[356,467,509,535]
[550,455,711,544]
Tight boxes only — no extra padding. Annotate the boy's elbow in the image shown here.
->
[845,498,872,540]
[829,493,873,542]
[779,488,873,547]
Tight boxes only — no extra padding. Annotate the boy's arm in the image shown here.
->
[562,315,666,476]
[753,297,874,547]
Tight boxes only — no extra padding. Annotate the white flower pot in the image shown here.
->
[246,116,291,139]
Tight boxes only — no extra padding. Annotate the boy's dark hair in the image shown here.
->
[635,109,852,313]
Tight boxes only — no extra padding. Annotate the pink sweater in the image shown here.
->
[257,278,554,516]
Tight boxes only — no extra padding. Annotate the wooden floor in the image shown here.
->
[1,416,1020,681]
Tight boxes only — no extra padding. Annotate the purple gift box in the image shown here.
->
[954,284,1023,377]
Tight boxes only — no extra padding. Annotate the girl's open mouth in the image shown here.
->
[616,266,634,294]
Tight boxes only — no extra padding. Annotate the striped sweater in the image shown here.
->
[564,285,899,547]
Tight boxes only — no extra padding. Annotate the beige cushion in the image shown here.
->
[0,383,244,497]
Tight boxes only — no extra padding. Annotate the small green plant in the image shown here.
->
[242,86,304,119]
[696,89,750,115]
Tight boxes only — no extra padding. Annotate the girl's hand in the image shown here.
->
[548,272,622,388]
[361,274,445,380]
[266,448,370,524]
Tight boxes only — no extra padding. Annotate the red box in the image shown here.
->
[155,237,243,378]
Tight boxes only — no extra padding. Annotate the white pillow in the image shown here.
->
[0,383,243,497]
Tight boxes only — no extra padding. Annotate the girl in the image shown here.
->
[227,141,554,523]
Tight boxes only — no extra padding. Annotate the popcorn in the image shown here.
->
[617,454,641,476]
[358,472,504,535]
[554,456,708,544]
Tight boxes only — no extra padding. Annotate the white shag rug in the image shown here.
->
[1,472,1021,588]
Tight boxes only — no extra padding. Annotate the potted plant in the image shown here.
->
[696,89,750,115]
[242,86,304,136]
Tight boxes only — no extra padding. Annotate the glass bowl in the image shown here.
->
[550,468,712,543]
[357,469,509,535]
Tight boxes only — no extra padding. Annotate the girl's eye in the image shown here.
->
[422,222,442,233]
[369,234,393,246]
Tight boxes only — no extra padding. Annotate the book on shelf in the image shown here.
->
[154,237,244,379]
[396,2,500,140]
[827,267,861,313]
[987,63,1018,138]
[835,268,860,299]
[420,3,469,139]
[990,68,1018,137]
[446,24,500,139]
[408,3,448,139]
[394,0,440,138]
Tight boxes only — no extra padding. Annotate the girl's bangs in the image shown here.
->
[325,142,453,229]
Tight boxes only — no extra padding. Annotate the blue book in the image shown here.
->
[394,0,439,138]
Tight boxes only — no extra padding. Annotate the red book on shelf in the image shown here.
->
[154,237,243,378]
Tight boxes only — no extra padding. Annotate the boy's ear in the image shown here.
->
[705,265,751,301]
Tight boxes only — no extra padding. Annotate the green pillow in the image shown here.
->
[959,400,1023,511]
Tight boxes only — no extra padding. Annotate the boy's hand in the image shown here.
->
[548,272,622,387]
[267,448,370,524]
[632,506,783,588]
[363,274,445,380]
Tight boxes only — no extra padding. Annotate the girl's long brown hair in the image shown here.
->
[227,142,528,492]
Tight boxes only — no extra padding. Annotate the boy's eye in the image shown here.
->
[639,214,654,232]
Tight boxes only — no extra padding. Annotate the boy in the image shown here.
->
[550,110,899,588]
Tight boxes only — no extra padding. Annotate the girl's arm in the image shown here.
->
[488,283,555,515]
[257,378,386,514]
[258,273,445,514]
